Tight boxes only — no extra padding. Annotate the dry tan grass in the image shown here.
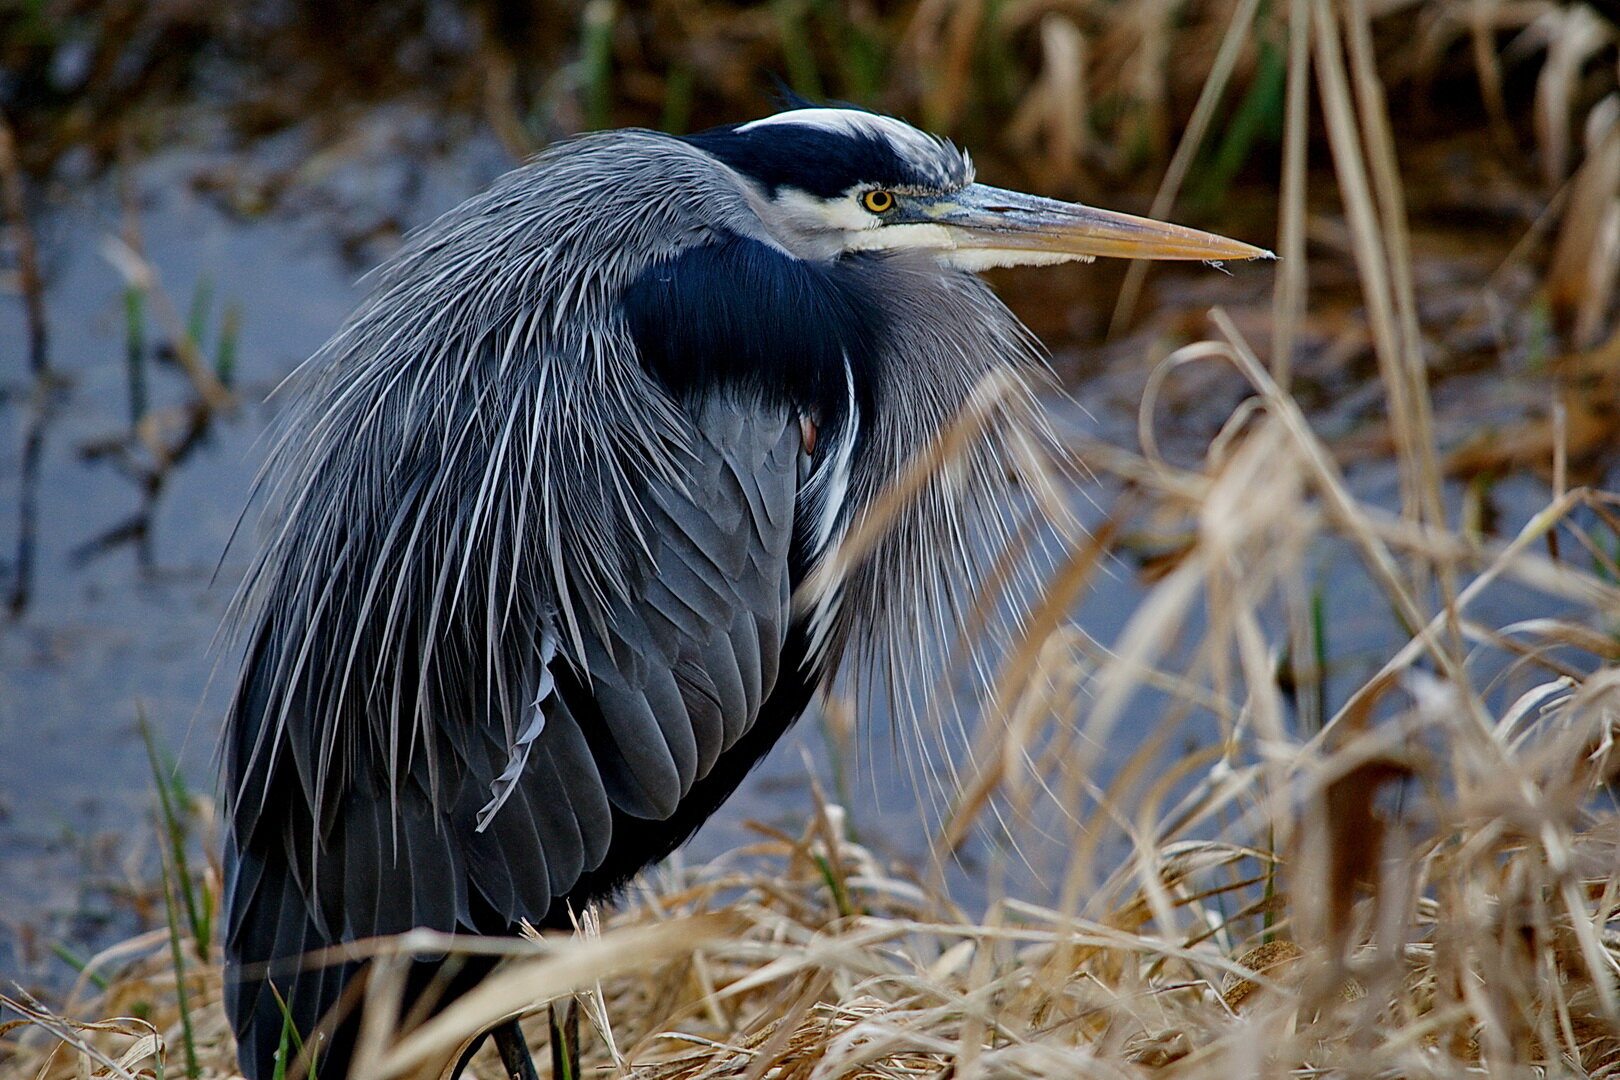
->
[8,2,1620,1079]
[5,641,1618,1080]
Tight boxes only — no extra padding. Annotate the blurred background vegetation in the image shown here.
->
[7,0,1615,187]
[6,3,1620,1077]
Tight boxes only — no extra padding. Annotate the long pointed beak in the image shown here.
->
[914,183,1273,269]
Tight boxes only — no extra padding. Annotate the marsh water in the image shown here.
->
[0,123,1603,997]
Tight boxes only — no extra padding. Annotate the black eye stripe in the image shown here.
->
[685,121,971,198]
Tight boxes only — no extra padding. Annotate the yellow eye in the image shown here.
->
[861,189,896,213]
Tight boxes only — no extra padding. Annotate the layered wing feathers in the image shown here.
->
[225,401,804,1079]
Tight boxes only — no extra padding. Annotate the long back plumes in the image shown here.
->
[229,133,736,833]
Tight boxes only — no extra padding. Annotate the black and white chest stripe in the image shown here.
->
[796,358,859,663]
[800,358,859,557]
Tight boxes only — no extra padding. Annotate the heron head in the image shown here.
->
[685,107,1271,269]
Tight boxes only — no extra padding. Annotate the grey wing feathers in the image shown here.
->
[225,399,802,1074]
[561,403,799,822]
[463,401,801,895]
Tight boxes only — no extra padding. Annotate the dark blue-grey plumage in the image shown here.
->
[226,401,819,1078]
[222,109,1058,1080]
[622,232,886,419]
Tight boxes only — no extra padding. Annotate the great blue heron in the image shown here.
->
[223,105,1267,1080]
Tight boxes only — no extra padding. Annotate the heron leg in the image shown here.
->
[492,1019,540,1080]
[548,998,580,1080]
